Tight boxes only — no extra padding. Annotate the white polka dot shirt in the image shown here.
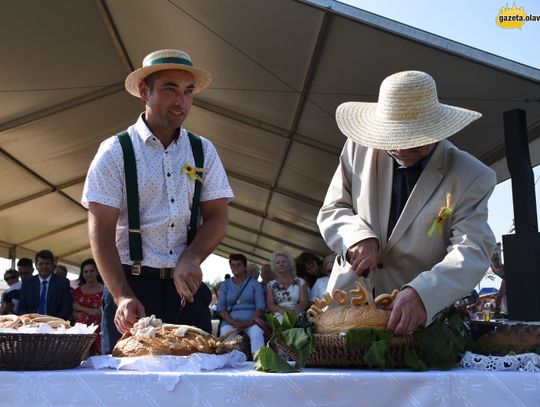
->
[82,114,234,268]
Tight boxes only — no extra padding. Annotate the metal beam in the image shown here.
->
[193,98,289,138]
[257,13,332,251]
[17,219,88,246]
[0,240,14,249]
[0,176,86,212]
[0,84,124,133]
[227,170,323,207]
[217,243,270,264]
[94,0,134,74]
[228,221,325,256]
[192,98,340,156]
[57,245,91,259]
[0,149,86,211]
[222,235,274,257]
[230,202,320,237]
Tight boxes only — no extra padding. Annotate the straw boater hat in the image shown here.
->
[335,71,481,150]
[125,49,212,97]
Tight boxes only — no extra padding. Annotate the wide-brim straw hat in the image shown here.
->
[125,49,212,97]
[335,71,481,150]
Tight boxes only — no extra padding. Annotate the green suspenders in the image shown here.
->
[118,130,204,271]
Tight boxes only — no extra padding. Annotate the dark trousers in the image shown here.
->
[101,265,212,354]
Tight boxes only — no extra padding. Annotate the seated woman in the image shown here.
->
[266,248,309,320]
[217,254,265,358]
[296,252,323,295]
[72,258,104,355]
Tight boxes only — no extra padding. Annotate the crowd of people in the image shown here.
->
[0,250,104,355]
[212,249,336,358]
[0,247,333,359]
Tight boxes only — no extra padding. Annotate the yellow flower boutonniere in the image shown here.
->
[428,192,453,237]
[183,163,205,184]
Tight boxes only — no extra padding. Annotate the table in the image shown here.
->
[1,363,538,406]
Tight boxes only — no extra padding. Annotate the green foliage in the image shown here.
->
[347,307,468,371]
[254,311,313,373]
[404,349,428,372]
[346,328,394,369]
[364,340,394,369]
[255,306,468,373]
[413,307,468,370]
[254,347,295,373]
[282,328,313,367]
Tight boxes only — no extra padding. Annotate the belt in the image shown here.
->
[123,264,174,279]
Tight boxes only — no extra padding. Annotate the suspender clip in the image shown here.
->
[131,262,142,276]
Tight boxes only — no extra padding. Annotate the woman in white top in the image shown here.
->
[265,248,309,318]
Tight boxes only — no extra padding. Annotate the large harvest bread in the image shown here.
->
[308,283,397,334]
[112,315,239,357]
[313,305,390,334]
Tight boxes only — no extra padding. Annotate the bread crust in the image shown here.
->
[313,305,390,334]
[112,317,240,357]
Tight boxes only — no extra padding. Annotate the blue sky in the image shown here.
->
[343,0,540,246]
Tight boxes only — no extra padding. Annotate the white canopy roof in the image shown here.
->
[1,0,540,266]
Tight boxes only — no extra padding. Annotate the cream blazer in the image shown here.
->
[317,139,496,323]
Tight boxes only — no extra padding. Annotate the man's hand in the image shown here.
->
[173,258,203,303]
[347,238,379,276]
[114,297,146,333]
[385,287,427,335]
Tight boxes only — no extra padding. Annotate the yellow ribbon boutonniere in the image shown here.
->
[182,163,205,184]
[428,192,453,237]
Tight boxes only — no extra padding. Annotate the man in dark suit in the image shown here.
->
[17,249,72,320]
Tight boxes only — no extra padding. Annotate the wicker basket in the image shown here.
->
[295,333,415,368]
[0,333,97,371]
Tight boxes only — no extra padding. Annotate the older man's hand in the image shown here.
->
[386,287,426,334]
[347,238,379,276]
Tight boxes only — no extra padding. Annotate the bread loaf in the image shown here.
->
[313,305,390,334]
[112,315,239,357]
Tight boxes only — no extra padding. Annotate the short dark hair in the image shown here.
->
[35,249,54,263]
[143,71,163,93]
[78,258,103,286]
[4,269,17,280]
[17,258,33,268]
[228,253,247,266]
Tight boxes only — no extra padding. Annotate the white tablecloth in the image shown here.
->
[1,363,539,406]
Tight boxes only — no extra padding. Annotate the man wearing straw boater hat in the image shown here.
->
[318,71,496,334]
[82,49,233,352]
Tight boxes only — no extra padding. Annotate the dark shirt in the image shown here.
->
[387,150,434,240]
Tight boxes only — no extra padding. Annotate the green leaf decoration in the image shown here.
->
[281,311,296,331]
[266,313,280,334]
[282,328,313,367]
[413,311,466,370]
[404,349,428,372]
[374,330,392,343]
[346,328,376,348]
[363,340,394,369]
[254,346,296,373]
[256,305,469,373]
